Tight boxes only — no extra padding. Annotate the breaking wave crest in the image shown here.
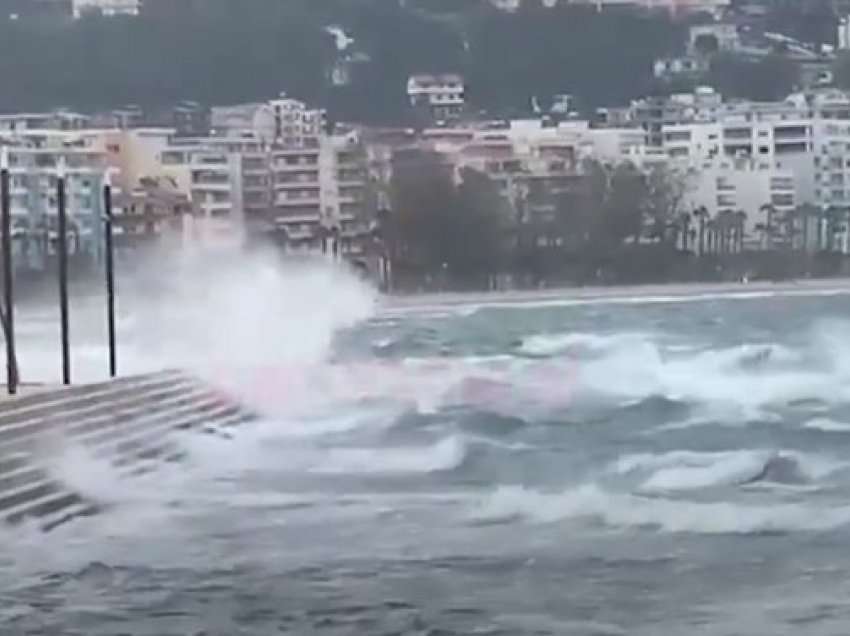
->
[313,435,468,475]
[471,484,850,534]
[613,449,844,491]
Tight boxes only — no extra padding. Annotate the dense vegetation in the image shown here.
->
[384,152,703,287]
[0,0,683,119]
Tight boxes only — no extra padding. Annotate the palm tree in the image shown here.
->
[716,210,736,254]
[693,206,710,256]
[706,218,718,255]
[825,205,846,252]
[786,204,809,252]
[734,210,747,253]
[759,203,777,250]
[678,211,691,251]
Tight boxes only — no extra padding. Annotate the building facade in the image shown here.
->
[72,0,140,18]
[407,74,466,122]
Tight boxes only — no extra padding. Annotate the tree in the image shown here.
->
[644,166,689,244]
[708,52,800,102]
[693,205,710,256]
[833,52,850,92]
[389,151,507,285]
[693,33,719,57]
[759,203,778,249]
[465,4,683,117]
[734,209,747,253]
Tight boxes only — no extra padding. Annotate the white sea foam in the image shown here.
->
[314,435,467,475]
[518,331,649,357]
[471,484,850,534]
[804,417,850,433]
[613,449,844,491]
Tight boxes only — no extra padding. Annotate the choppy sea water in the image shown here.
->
[6,274,850,634]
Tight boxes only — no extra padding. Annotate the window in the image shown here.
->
[775,142,807,154]
[771,193,794,206]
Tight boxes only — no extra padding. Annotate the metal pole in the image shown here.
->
[1,148,17,394]
[103,173,116,378]
[57,161,70,385]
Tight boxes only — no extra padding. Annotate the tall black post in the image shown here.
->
[57,165,70,385]
[1,150,17,394]
[103,176,116,378]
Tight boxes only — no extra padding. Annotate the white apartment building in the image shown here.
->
[211,94,325,145]
[0,111,89,132]
[661,90,850,215]
[0,129,114,270]
[682,156,796,245]
[688,23,739,54]
[489,0,727,11]
[407,74,465,122]
[72,0,140,18]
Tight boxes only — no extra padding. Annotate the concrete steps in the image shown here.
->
[0,370,258,531]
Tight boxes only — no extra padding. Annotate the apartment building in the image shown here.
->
[72,0,140,18]
[0,129,113,271]
[112,96,368,251]
[488,0,728,12]
[631,87,723,147]
[0,111,89,133]
[407,74,466,122]
[683,156,797,246]
[660,90,850,213]
[269,130,367,250]
[113,177,194,249]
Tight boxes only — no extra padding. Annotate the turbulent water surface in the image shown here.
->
[5,264,850,635]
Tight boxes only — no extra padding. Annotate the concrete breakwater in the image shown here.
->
[0,370,257,531]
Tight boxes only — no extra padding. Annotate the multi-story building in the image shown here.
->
[113,177,194,250]
[0,129,113,271]
[683,156,797,248]
[0,110,89,133]
[72,0,140,18]
[687,23,740,55]
[407,74,466,122]
[109,96,369,252]
[488,0,728,12]
[659,90,850,215]
[631,86,723,147]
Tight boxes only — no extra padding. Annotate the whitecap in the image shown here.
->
[311,435,467,475]
[470,484,850,534]
[804,417,850,433]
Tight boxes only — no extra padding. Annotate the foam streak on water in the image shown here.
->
[5,268,850,634]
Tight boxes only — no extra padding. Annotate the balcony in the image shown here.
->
[773,125,808,139]
[275,194,320,207]
[274,178,319,190]
[272,145,320,157]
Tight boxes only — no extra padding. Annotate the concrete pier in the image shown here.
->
[0,370,257,530]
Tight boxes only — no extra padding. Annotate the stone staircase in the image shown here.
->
[0,370,258,531]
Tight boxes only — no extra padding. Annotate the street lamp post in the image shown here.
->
[0,148,17,394]
[56,160,70,385]
[103,170,117,378]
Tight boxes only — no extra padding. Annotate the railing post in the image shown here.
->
[1,148,17,394]
[103,171,116,378]
[57,160,70,385]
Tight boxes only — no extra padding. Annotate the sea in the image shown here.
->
[3,252,850,635]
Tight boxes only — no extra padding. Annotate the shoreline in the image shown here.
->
[379,277,850,310]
